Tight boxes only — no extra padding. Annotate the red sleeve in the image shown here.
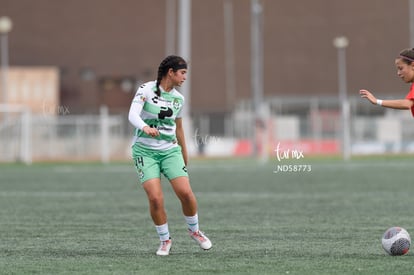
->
[405,83,414,117]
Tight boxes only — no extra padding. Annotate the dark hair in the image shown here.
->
[399,48,414,64]
[155,55,187,96]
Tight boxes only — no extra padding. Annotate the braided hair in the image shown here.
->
[399,48,414,64]
[155,55,187,96]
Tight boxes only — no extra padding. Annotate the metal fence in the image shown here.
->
[0,105,129,163]
[1,97,414,163]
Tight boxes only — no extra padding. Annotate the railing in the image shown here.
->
[2,97,414,163]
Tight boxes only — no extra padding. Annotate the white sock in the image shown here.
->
[185,213,199,232]
[155,223,170,241]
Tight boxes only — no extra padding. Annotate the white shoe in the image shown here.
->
[156,238,172,256]
[188,230,212,250]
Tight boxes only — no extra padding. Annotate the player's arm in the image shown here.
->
[175,117,188,165]
[381,99,414,110]
[128,89,159,137]
[359,89,414,110]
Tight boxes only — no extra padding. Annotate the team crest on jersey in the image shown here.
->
[173,98,182,110]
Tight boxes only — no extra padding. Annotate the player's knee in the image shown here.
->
[148,195,164,210]
[179,190,196,204]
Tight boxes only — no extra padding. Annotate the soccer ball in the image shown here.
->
[381,227,411,256]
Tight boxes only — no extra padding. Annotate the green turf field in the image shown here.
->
[1,157,414,274]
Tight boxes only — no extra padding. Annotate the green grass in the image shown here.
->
[1,157,414,274]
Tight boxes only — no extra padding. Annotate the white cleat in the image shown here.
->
[188,230,212,250]
[156,238,172,256]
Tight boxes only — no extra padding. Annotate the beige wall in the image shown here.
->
[0,0,410,114]
[3,67,59,114]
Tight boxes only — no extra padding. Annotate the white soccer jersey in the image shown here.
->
[128,81,185,150]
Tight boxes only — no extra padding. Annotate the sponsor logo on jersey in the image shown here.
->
[138,169,144,179]
[158,126,172,131]
[152,95,171,105]
[135,91,146,102]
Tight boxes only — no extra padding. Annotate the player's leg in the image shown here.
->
[162,146,212,250]
[142,178,172,256]
[170,176,197,216]
[169,176,212,250]
[142,178,167,227]
[132,144,171,255]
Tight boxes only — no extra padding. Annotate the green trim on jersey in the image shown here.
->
[131,81,185,150]
[134,129,177,142]
[143,118,175,127]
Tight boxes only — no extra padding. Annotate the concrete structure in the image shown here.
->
[1,0,410,115]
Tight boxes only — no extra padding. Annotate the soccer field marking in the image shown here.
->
[196,191,277,199]
[195,191,383,200]
[312,161,414,169]
[0,190,283,199]
[46,160,414,174]
[191,161,414,170]
[0,191,99,198]
[0,190,394,200]
[52,165,132,173]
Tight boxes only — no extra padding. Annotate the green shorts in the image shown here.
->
[132,144,188,184]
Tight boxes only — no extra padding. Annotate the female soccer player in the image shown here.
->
[360,48,414,114]
[128,55,212,256]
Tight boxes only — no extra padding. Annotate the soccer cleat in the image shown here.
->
[188,230,212,250]
[156,238,172,256]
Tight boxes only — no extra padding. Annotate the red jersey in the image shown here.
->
[405,83,414,116]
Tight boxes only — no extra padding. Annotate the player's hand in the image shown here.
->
[359,89,377,105]
[143,126,160,137]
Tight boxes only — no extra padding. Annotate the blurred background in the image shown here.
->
[0,0,413,163]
